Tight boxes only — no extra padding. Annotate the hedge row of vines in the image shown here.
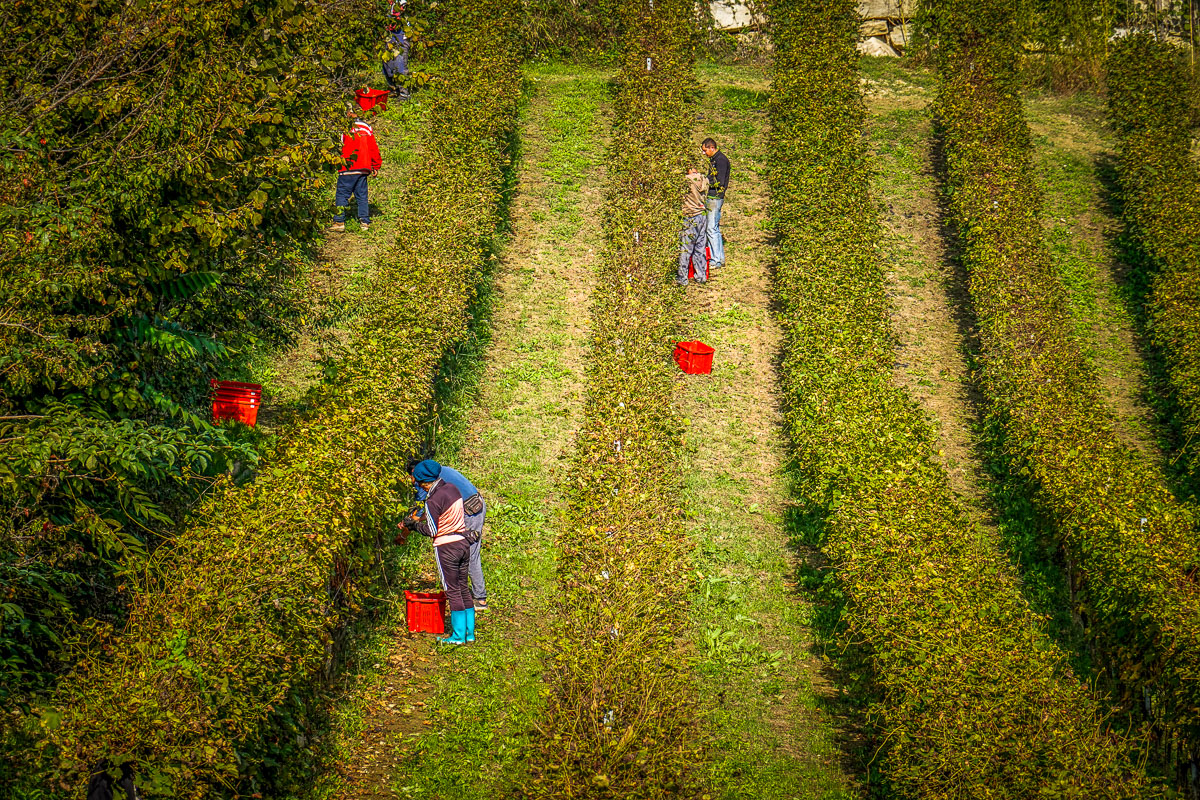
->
[522,2,701,796]
[25,5,522,796]
[927,0,1200,777]
[1108,34,1200,487]
[769,0,1155,795]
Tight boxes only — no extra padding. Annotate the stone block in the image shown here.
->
[860,18,889,36]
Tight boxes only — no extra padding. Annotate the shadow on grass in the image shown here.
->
[780,498,885,797]
[1093,152,1199,502]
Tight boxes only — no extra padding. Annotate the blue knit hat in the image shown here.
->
[413,459,442,483]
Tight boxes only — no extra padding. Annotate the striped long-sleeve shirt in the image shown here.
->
[414,479,467,546]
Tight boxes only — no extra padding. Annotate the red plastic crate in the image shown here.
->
[687,247,713,281]
[405,591,447,634]
[210,379,262,426]
[355,88,390,112]
[674,341,714,375]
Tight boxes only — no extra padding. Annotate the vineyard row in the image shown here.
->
[524,3,702,796]
[769,0,1154,795]
[931,0,1200,770]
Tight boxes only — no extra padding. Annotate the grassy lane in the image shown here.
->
[685,63,859,799]
[259,94,435,410]
[1025,89,1162,459]
[304,65,611,800]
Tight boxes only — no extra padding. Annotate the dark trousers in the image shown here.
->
[436,539,473,612]
[334,173,369,223]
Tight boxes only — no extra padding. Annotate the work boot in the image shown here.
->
[329,222,346,232]
[465,607,476,643]
[359,221,370,231]
[438,610,468,645]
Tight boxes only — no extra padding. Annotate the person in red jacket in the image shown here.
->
[331,108,382,232]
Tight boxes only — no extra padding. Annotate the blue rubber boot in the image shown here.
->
[465,607,476,643]
[438,610,467,645]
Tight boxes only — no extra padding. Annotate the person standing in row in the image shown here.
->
[405,457,488,611]
[408,460,477,644]
[330,107,381,233]
[702,137,730,271]
[382,0,411,98]
[678,166,709,287]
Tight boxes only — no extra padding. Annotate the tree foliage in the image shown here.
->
[0,0,397,787]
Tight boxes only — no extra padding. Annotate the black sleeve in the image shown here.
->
[716,153,731,194]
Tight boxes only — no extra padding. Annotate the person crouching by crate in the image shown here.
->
[406,460,479,644]
[404,457,488,611]
[330,107,382,233]
[677,167,709,287]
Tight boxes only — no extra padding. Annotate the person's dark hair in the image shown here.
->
[702,138,717,149]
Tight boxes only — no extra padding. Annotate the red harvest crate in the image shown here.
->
[687,247,713,281]
[355,88,390,112]
[405,591,447,634]
[210,379,262,426]
[674,341,714,375]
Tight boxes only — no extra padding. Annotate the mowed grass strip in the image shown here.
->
[38,6,522,796]
[770,0,1156,795]
[522,4,703,797]
[929,0,1200,770]
[370,69,614,800]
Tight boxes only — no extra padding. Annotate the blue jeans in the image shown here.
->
[434,501,487,602]
[706,197,724,266]
[334,173,369,223]
[678,214,707,284]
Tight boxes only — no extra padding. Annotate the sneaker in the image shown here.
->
[676,280,688,287]
[329,222,346,232]
[474,599,489,611]
[359,222,370,231]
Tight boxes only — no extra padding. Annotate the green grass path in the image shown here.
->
[307,65,612,800]
[685,63,860,800]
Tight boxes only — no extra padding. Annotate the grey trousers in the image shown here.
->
[434,501,487,602]
[678,213,708,284]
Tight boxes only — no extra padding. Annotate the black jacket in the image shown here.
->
[707,150,731,199]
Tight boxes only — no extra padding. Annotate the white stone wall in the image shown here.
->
[707,0,916,56]
[858,0,915,54]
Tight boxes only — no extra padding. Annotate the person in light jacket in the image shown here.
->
[406,457,488,610]
[409,460,476,644]
[678,167,708,286]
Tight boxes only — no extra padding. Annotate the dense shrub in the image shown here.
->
[1109,34,1200,485]
[928,0,1200,777]
[20,5,521,796]
[769,0,1157,795]
[0,0,379,716]
[522,2,702,797]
